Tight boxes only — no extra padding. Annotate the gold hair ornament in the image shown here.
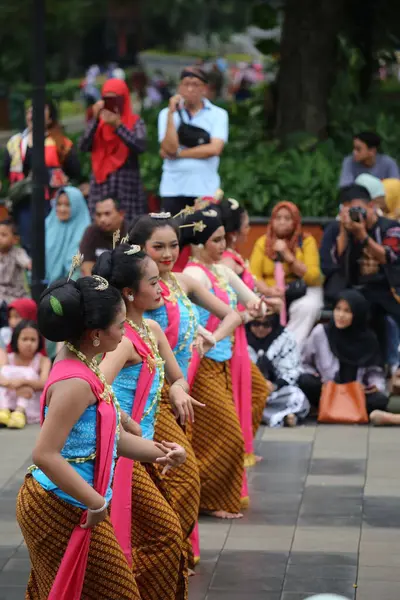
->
[92,275,109,291]
[173,205,196,218]
[179,221,206,233]
[68,253,84,281]
[124,244,142,256]
[149,212,172,219]
[228,197,239,210]
[203,209,218,218]
[113,229,121,249]
[120,234,129,244]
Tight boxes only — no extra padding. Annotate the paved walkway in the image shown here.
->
[1,423,399,600]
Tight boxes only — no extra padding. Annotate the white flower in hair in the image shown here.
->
[124,245,142,256]
[203,209,218,218]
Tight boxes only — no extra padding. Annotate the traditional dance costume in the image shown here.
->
[223,248,268,444]
[145,274,201,555]
[16,358,140,600]
[184,261,246,514]
[111,320,187,600]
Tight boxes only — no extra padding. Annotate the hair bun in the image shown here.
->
[92,250,113,282]
[38,278,84,341]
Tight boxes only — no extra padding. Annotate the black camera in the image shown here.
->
[349,206,367,222]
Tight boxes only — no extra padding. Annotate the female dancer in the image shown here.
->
[128,212,243,561]
[218,198,271,445]
[16,274,185,600]
[182,208,276,518]
[95,245,199,600]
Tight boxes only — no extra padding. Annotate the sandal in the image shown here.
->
[7,410,26,429]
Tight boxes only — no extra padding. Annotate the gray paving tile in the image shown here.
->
[207,593,281,600]
[358,566,400,581]
[309,458,366,475]
[0,588,25,600]
[286,563,357,581]
[355,580,400,600]
[283,575,357,596]
[297,514,362,527]
[288,551,358,566]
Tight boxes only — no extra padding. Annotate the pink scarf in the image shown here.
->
[274,262,287,325]
[159,280,180,349]
[110,323,156,566]
[43,360,117,600]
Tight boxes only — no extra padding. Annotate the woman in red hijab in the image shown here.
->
[249,201,323,346]
[79,78,147,223]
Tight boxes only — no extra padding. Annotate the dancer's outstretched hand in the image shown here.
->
[155,441,187,474]
[169,385,205,425]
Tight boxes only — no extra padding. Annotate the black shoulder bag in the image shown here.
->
[177,108,210,148]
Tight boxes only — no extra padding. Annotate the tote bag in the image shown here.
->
[318,380,368,424]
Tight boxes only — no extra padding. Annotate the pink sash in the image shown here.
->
[110,323,156,566]
[43,360,117,600]
[185,262,249,500]
[274,262,287,325]
[223,250,255,297]
[159,280,180,350]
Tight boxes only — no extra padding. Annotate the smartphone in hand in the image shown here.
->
[102,96,124,114]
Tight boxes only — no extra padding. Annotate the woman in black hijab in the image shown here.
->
[300,289,389,415]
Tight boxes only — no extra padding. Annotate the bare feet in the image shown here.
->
[202,510,244,519]
[254,455,263,463]
[284,413,297,427]
[370,410,400,426]
[188,568,196,577]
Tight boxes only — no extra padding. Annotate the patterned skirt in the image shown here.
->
[251,361,269,437]
[131,461,188,600]
[16,475,140,600]
[190,358,244,514]
[154,386,201,540]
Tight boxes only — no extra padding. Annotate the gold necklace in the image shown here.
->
[125,319,165,419]
[65,342,119,408]
[165,274,198,354]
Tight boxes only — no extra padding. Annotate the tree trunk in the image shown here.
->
[276,0,344,141]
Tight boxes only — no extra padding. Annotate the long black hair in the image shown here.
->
[11,320,44,354]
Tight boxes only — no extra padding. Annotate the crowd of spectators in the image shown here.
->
[2,63,400,429]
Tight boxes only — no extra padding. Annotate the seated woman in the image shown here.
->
[246,313,309,427]
[249,201,323,346]
[298,289,389,416]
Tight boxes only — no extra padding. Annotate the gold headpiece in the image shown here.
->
[120,234,129,244]
[194,197,212,210]
[228,197,239,210]
[173,205,196,219]
[214,189,224,202]
[179,221,206,233]
[92,275,109,291]
[68,253,84,281]
[203,209,219,218]
[113,229,121,249]
[149,212,172,219]
[124,244,142,256]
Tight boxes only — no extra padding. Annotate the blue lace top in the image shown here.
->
[32,403,118,509]
[112,361,164,440]
[197,286,237,362]
[145,294,199,379]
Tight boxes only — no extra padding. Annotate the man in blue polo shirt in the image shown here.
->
[158,66,229,214]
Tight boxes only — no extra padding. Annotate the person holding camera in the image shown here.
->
[335,184,400,361]
[158,66,229,215]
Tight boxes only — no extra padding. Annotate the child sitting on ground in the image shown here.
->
[0,220,31,324]
[0,298,38,350]
[0,320,51,429]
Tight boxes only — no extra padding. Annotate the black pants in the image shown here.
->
[298,373,388,415]
[161,196,197,216]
